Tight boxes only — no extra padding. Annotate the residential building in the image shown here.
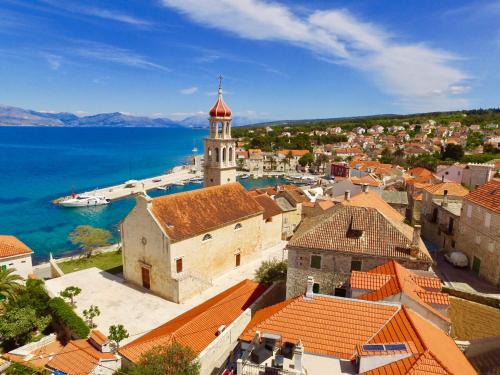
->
[237,277,475,375]
[286,202,432,298]
[121,183,282,303]
[456,180,500,285]
[0,235,33,279]
[120,279,280,375]
[349,260,450,332]
[435,163,465,183]
[379,190,409,217]
[461,163,495,189]
[421,182,469,253]
[204,79,237,187]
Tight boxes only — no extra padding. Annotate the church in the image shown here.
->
[120,79,283,303]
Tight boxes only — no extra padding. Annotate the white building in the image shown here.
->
[0,235,33,279]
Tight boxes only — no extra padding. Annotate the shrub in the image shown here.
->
[255,258,287,283]
[49,297,89,339]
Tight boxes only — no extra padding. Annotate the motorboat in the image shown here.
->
[173,181,185,186]
[60,193,111,207]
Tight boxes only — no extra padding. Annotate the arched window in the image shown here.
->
[229,147,233,162]
[222,147,226,162]
[207,148,212,161]
[234,223,242,230]
[202,233,212,242]
[215,148,219,162]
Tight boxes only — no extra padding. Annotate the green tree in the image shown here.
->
[380,148,394,164]
[441,144,464,161]
[0,306,51,346]
[298,152,314,167]
[83,305,101,328]
[255,258,287,283]
[60,286,81,308]
[466,132,484,149]
[315,154,330,173]
[0,268,24,302]
[69,225,112,258]
[5,363,42,375]
[108,324,129,352]
[10,279,51,317]
[127,343,200,375]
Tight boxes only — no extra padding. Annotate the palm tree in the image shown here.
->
[0,268,24,302]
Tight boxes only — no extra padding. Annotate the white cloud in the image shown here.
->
[160,0,469,111]
[70,40,170,71]
[180,86,198,95]
[42,52,62,70]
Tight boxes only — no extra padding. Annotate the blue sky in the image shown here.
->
[0,0,499,121]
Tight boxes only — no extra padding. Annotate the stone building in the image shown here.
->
[0,235,33,279]
[285,204,432,299]
[456,180,500,286]
[420,182,469,253]
[121,183,282,303]
[461,163,495,190]
[204,78,236,187]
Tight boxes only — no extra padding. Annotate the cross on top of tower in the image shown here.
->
[218,75,223,95]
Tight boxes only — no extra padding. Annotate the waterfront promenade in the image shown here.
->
[53,166,200,204]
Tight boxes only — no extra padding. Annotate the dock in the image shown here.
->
[53,167,201,204]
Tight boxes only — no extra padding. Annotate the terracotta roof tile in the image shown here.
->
[343,190,404,222]
[252,194,283,220]
[423,182,469,197]
[90,330,109,346]
[463,179,500,214]
[151,183,263,242]
[276,149,310,157]
[0,235,32,259]
[288,206,431,263]
[120,280,268,363]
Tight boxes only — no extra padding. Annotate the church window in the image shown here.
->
[202,233,212,242]
[222,147,226,162]
[229,147,233,162]
[215,148,219,162]
[208,148,212,161]
[234,223,242,230]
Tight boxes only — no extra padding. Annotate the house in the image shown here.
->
[456,180,500,286]
[0,235,33,279]
[285,202,432,298]
[5,331,120,375]
[120,279,278,375]
[461,163,495,190]
[275,188,308,239]
[121,183,281,303]
[237,278,475,375]
[421,182,469,252]
[379,190,409,217]
[349,260,450,332]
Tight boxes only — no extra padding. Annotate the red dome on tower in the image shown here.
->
[209,76,231,118]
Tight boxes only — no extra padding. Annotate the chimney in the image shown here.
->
[305,276,314,299]
[294,340,304,373]
[410,225,421,257]
[344,190,351,201]
[361,184,369,193]
[442,189,448,207]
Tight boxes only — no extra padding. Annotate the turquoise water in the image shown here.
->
[0,127,284,263]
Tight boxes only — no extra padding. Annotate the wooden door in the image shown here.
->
[235,253,241,267]
[141,267,150,289]
[472,257,481,275]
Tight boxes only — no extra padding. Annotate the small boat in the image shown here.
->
[239,174,249,179]
[190,179,203,184]
[60,193,110,207]
[173,181,185,186]
[156,186,168,191]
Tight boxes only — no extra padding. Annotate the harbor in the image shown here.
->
[53,166,202,205]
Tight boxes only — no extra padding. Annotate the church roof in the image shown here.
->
[151,183,263,242]
[209,81,231,118]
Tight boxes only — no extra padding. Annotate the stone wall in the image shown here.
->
[261,214,283,249]
[456,200,500,286]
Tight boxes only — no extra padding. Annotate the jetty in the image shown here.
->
[53,166,201,204]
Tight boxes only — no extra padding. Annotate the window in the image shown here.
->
[234,223,242,230]
[202,233,212,241]
[485,213,491,228]
[351,260,362,271]
[266,217,273,223]
[215,148,219,162]
[467,205,472,219]
[334,288,347,297]
[229,147,233,162]
[176,258,183,273]
[313,283,320,293]
[310,255,322,269]
[451,240,456,248]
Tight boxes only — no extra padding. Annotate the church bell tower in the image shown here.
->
[204,76,237,187]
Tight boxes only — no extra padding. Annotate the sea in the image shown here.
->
[0,127,285,263]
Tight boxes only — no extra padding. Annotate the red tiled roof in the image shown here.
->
[151,183,263,242]
[463,179,500,214]
[120,280,268,363]
[277,149,309,157]
[252,194,283,220]
[0,235,32,259]
[423,182,469,197]
[46,339,116,375]
[343,189,404,222]
[90,330,108,346]
[288,206,431,262]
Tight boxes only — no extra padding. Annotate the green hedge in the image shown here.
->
[48,297,90,339]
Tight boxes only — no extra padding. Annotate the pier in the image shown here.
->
[53,166,201,204]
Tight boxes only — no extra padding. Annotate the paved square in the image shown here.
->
[45,241,286,345]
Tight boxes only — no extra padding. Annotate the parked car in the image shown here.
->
[444,251,469,268]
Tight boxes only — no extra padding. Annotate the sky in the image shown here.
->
[0,0,499,121]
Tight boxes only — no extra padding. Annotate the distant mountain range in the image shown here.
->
[0,104,264,128]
